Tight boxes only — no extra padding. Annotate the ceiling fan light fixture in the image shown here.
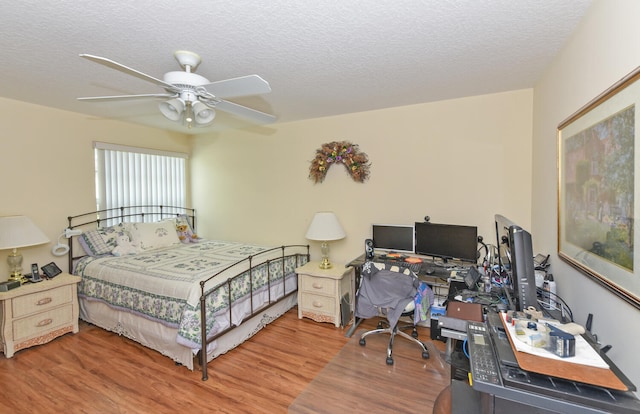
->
[159,98,185,121]
[79,51,276,129]
[192,101,216,125]
[184,101,195,129]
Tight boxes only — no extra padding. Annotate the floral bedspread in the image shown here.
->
[75,240,305,348]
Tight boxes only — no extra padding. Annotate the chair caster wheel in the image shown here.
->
[377,322,384,329]
[386,357,394,365]
[359,338,366,346]
[422,351,430,359]
[411,330,418,338]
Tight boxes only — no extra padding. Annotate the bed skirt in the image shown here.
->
[79,293,298,371]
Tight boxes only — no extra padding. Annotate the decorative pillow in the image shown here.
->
[111,232,140,256]
[78,224,124,256]
[129,220,181,250]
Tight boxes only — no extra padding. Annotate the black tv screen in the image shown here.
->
[414,222,478,263]
[372,224,415,254]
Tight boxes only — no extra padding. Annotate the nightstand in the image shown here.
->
[0,273,81,357]
[296,261,354,327]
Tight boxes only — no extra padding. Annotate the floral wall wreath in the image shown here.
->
[309,141,371,183]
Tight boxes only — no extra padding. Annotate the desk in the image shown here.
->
[455,311,640,414]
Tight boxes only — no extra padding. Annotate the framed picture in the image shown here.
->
[558,66,640,309]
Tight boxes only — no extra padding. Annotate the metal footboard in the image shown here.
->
[199,245,309,381]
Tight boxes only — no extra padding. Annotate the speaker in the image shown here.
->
[365,238,374,259]
[430,318,445,342]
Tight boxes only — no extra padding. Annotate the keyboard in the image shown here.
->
[378,259,423,275]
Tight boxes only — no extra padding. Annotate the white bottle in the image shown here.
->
[483,274,491,293]
[543,274,556,309]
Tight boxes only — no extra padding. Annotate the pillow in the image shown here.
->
[129,220,181,250]
[78,224,124,256]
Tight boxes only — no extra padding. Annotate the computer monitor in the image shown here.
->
[371,224,415,254]
[414,222,478,263]
[494,214,539,311]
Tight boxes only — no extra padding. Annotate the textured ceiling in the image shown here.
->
[0,0,593,135]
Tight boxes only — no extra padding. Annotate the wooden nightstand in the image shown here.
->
[296,261,354,327]
[0,273,81,357]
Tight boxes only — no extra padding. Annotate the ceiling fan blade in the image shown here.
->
[78,93,176,101]
[203,75,272,98]
[215,100,276,124]
[79,54,179,92]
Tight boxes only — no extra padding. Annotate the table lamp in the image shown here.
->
[0,216,50,284]
[305,212,346,269]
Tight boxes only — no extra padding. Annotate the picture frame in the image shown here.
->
[41,262,62,279]
[558,66,640,309]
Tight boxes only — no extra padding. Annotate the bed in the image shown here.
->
[65,206,309,380]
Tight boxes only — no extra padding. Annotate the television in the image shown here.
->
[494,214,539,311]
[372,224,415,254]
[414,222,478,263]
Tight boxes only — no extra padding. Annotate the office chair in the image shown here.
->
[356,261,431,365]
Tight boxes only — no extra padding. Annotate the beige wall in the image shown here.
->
[0,97,190,276]
[191,89,533,267]
[533,0,640,391]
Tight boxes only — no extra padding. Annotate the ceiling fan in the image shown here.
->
[78,50,276,129]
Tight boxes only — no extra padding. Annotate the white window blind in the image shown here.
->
[94,142,187,218]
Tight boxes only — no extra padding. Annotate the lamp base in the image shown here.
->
[8,272,28,285]
[7,249,27,284]
[318,258,333,269]
[319,241,333,269]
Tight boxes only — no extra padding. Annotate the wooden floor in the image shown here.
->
[0,308,448,413]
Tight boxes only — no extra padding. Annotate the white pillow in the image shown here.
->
[129,220,180,250]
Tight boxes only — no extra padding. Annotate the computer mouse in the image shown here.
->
[425,268,435,275]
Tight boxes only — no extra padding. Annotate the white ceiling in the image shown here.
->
[1,0,593,135]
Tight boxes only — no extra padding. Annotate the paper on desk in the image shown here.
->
[500,312,609,369]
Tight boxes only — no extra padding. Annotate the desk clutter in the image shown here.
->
[374,253,466,277]
[465,308,640,412]
[355,214,640,413]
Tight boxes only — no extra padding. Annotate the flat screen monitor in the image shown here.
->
[372,224,415,254]
[495,214,516,270]
[494,214,539,311]
[414,222,478,263]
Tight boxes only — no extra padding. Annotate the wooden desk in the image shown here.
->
[499,312,628,391]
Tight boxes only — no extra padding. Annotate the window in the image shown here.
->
[94,142,187,222]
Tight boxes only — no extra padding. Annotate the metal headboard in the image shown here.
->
[66,205,196,271]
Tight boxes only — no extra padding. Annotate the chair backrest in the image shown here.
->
[356,261,432,327]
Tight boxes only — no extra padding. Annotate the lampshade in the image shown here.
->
[158,98,185,121]
[305,212,345,269]
[305,212,346,241]
[192,101,216,124]
[0,216,50,283]
[0,216,50,250]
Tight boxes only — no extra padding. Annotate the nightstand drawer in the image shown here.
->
[13,304,74,341]
[300,292,337,315]
[12,285,73,318]
[299,275,337,296]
